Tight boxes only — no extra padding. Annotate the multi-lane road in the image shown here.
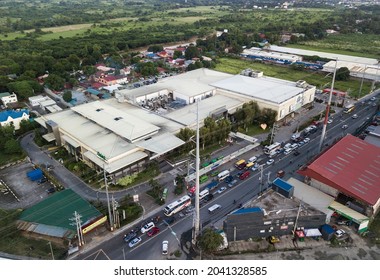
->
[75,98,378,260]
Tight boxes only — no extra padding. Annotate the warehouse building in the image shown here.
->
[298,135,380,233]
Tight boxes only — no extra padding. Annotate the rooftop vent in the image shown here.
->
[96,108,104,112]
[241,68,263,78]
[114,117,123,121]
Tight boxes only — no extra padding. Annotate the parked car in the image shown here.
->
[37,177,48,185]
[239,170,250,180]
[163,216,175,226]
[304,138,310,143]
[266,159,274,165]
[128,237,142,248]
[147,227,160,237]
[46,187,56,194]
[216,186,227,194]
[141,222,155,234]
[162,240,169,255]
[251,163,260,171]
[228,179,238,188]
[327,119,333,124]
[224,175,234,184]
[123,231,137,243]
[276,170,285,178]
[370,97,376,101]
[293,151,300,156]
[335,229,346,239]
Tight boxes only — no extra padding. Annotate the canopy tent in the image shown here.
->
[304,228,322,237]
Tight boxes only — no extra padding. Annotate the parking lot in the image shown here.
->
[0,161,55,210]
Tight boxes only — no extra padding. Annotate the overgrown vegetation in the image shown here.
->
[0,209,67,259]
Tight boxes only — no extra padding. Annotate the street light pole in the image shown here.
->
[319,59,338,153]
[192,101,200,245]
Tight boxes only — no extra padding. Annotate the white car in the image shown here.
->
[162,240,169,255]
[216,187,227,194]
[342,124,348,129]
[327,119,333,124]
[304,138,310,143]
[352,114,358,119]
[266,159,274,165]
[335,229,346,238]
[251,163,260,171]
[284,149,292,155]
[128,237,142,248]
[370,97,376,101]
[141,222,155,234]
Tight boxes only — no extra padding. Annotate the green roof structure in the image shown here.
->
[19,189,103,233]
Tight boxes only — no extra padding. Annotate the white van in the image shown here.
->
[208,204,221,214]
[248,156,257,163]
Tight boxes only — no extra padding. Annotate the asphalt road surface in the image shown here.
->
[73,100,377,260]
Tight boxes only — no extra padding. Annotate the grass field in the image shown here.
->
[215,57,373,98]
[290,34,380,59]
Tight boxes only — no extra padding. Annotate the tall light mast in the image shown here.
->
[318,59,338,153]
[192,100,200,244]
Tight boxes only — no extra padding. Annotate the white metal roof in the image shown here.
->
[323,60,380,81]
[104,98,184,134]
[40,109,137,160]
[268,45,378,65]
[288,177,334,216]
[71,100,160,142]
[135,132,185,158]
[165,94,244,127]
[211,74,305,104]
[119,68,232,100]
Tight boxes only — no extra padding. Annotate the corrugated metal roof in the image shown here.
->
[299,135,380,205]
[19,189,103,232]
[273,178,293,192]
[211,74,305,104]
[233,207,262,215]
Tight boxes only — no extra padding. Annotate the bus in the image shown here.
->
[199,189,210,201]
[264,142,281,155]
[163,195,191,216]
[343,104,355,113]
[217,170,230,181]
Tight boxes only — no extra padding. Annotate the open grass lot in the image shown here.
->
[215,57,373,98]
[290,34,380,59]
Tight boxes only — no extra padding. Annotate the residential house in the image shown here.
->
[0,92,18,107]
[0,109,29,130]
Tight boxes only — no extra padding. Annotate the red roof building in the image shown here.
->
[298,135,380,212]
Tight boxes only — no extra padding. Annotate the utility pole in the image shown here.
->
[359,65,366,99]
[293,203,302,237]
[104,164,114,231]
[70,211,84,247]
[192,100,200,245]
[319,59,338,153]
[269,124,277,145]
[47,241,55,260]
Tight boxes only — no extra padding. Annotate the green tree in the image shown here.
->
[63,90,72,102]
[336,67,350,81]
[185,46,200,60]
[197,228,224,253]
[4,139,22,154]
[147,45,163,53]
[44,74,65,90]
